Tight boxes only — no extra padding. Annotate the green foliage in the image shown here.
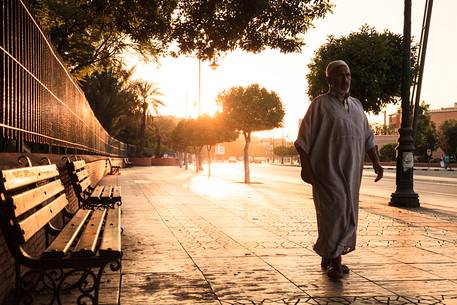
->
[150,116,179,157]
[218,84,284,182]
[30,0,174,78]
[307,25,418,114]
[170,0,332,59]
[171,119,192,153]
[30,0,332,78]
[414,103,438,162]
[217,84,285,134]
[438,119,457,157]
[81,68,137,136]
[170,115,237,172]
[273,145,296,157]
[132,81,164,156]
[171,115,238,152]
[379,143,396,162]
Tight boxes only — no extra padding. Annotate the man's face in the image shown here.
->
[329,65,351,95]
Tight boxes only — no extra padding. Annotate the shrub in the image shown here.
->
[379,143,397,162]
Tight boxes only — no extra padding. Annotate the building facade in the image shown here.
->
[388,103,457,129]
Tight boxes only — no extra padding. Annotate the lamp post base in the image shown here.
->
[389,192,420,208]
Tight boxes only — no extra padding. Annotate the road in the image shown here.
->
[202,162,457,214]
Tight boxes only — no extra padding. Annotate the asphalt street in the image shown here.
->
[204,162,457,215]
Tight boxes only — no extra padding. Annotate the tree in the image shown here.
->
[30,0,332,78]
[379,143,397,162]
[414,103,438,162]
[150,116,179,157]
[438,120,457,158]
[198,114,238,176]
[217,84,285,183]
[133,81,164,156]
[307,25,418,114]
[171,119,193,169]
[274,145,298,164]
[81,68,137,136]
[273,145,289,164]
[30,0,175,79]
[186,117,208,172]
[169,0,332,60]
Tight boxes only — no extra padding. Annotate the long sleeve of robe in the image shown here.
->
[295,93,375,259]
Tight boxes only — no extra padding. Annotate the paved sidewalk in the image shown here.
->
[106,166,457,305]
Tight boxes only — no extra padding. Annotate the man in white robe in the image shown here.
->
[295,60,383,279]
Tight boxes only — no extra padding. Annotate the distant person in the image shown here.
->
[295,60,383,279]
[444,154,450,170]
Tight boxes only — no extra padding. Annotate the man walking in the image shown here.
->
[295,60,383,279]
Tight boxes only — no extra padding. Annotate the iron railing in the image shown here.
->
[1,0,129,156]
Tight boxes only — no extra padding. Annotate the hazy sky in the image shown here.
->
[126,0,457,140]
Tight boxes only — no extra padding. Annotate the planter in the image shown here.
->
[151,158,179,166]
[131,157,152,166]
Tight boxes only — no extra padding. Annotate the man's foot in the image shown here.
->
[326,265,345,280]
[321,257,350,274]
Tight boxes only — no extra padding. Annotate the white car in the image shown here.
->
[228,156,237,163]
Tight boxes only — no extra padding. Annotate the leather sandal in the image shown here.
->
[326,265,345,279]
[321,259,350,274]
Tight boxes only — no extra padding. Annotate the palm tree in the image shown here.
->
[134,81,164,156]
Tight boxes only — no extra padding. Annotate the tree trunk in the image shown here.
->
[139,104,147,156]
[184,152,188,170]
[177,151,182,168]
[154,134,161,157]
[243,131,251,183]
[207,145,212,177]
[194,146,204,172]
[198,146,204,172]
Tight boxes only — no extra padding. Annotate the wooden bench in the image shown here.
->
[123,158,133,168]
[108,157,121,175]
[0,163,122,305]
[67,159,122,210]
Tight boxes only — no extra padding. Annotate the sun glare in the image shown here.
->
[187,175,236,199]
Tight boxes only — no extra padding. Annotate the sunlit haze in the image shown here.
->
[124,0,457,141]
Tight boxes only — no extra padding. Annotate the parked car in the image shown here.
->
[228,156,237,163]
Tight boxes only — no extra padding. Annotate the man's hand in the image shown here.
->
[367,146,383,182]
[373,162,384,182]
[295,143,315,185]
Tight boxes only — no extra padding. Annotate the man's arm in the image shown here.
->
[295,144,315,185]
[367,146,383,182]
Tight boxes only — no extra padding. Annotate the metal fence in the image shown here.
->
[0,0,129,156]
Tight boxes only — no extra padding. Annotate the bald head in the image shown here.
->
[326,60,349,78]
[326,60,351,97]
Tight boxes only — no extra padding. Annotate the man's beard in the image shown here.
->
[330,85,350,99]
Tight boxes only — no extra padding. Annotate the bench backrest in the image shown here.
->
[67,160,92,194]
[0,164,69,257]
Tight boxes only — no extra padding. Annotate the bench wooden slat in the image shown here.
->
[43,209,91,258]
[73,209,106,256]
[12,180,65,217]
[72,160,86,171]
[19,194,68,242]
[101,185,113,198]
[112,186,121,199]
[99,206,121,256]
[1,164,59,191]
[79,176,91,192]
[91,185,104,199]
[76,169,89,182]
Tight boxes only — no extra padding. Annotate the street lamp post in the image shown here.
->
[389,0,420,208]
[197,58,219,116]
[198,59,202,116]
